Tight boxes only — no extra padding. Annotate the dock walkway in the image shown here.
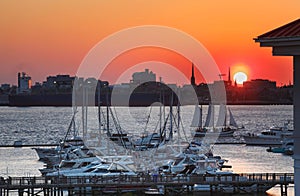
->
[0,173,294,195]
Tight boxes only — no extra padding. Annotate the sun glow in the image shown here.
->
[233,72,248,84]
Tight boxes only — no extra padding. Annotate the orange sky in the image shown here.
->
[0,0,299,86]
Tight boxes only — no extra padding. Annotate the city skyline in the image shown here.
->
[2,68,292,107]
[1,68,289,88]
[0,1,299,85]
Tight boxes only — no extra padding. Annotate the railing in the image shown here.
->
[0,173,294,189]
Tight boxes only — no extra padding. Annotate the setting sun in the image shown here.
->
[233,72,248,84]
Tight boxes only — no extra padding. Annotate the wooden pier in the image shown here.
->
[0,173,293,195]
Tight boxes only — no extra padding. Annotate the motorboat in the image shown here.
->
[108,133,135,149]
[243,121,293,146]
[45,157,105,176]
[191,157,232,175]
[42,146,93,166]
[267,139,294,155]
[40,148,98,175]
[60,162,137,177]
[144,187,164,195]
[160,151,228,175]
[33,147,57,161]
[134,133,162,149]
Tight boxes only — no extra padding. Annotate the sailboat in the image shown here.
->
[191,104,240,137]
[102,100,178,151]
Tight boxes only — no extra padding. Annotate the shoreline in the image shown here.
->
[0,102,294,107]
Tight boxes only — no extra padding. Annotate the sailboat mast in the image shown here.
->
[106,90,110,136]
[81,84,85,136]
[200,105,203,128]
[159,89,162,141]
[225,105,227,127]
[72,108,76,137]
[177,90,181,147]
[163,89,165,127]
[82,84,86,137]
[85,86,88,137]
[177,92,180,131]
[72,86,77,137]
[212,104,215,128]
[169,92,173,140]
[97,82,101,133]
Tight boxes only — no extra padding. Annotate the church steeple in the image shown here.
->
[228,67,232,86]
[191,63,196,86]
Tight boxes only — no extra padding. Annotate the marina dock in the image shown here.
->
[0,173,293,195]
[0,141,247,148]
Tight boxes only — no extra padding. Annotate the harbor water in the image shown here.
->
[0,105,294,195]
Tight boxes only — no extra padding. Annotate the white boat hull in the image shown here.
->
[193,129,235,138]
[243,135,283,146]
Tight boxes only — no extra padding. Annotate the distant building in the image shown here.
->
[31,82,42,94]
[1,84,10,91]
[241,79,277,102]
[0,84,11,102]
[243,79,276,90]
[167,84,178,92]
[131,69,156,85]
[44,74,75,89]
[17,72,31,94]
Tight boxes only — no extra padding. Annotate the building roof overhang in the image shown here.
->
[254,18,300,56]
